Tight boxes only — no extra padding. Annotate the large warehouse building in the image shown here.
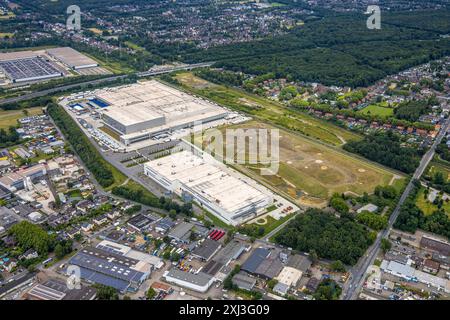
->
[144,150,273,226]
[0,56,63,83]
[46,47,99,70]
[94,80,228,145]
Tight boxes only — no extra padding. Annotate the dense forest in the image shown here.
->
[274,209,375,265]
[343,131,421,174]
[394,99,434,122]
[47,102,115,188]
[8,221,55,255]
[181,11,450,87]
[394,181,450,239]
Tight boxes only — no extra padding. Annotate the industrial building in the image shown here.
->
[93,80,228,145]
[191,238,222,262]
[67,246,150,293]
[46,47,99,70]
[241,247,284,280]
[163,268,215,293]
[0,56,63,83]
[144,150,273,226]
[380,260,450,293]
[0,163,47,191]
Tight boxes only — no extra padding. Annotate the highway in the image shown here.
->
[342,116,450,300]
[0,62,214,106]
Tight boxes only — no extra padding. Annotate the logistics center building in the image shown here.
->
[144,150,273,226]
[95,80,228,145]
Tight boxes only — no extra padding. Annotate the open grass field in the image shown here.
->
[175,72,362,147]
[0,107,43,129]
[358,104,394,117]
[0,32,13,39]
[416,187,450,217]
[192,120,401,207]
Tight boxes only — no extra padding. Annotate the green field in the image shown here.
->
[427,162,450,181]
[0,107,43,129]
[192,120,401,207]
[358,104,394,117]
[175,72,362,147]
[416,187,450,217]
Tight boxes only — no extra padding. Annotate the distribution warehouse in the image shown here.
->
[94,80,228,145]
[144,149,274,226]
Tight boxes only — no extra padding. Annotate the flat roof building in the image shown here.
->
[144,150,273,226]
[164,269,215,293]
[67,246,151,293]
[93,80,228,145]
[232,272,256,291]
[46,47,99,70]
[191,238,222,262]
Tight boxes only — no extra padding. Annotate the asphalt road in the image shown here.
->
[0,62,214,106]
[342,117,450,300]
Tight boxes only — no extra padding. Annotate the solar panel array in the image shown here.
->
[0,57,62,82]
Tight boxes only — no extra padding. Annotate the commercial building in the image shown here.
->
[144,150,273,226]
[164,268,215,293]
[93,80,228,145]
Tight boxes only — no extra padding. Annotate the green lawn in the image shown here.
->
[358,104,394,117]
[415,187,450,216]
[175,72,362,146]
[0,107,43,129]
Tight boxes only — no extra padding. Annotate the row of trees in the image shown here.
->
[274,209,375,265]
[343,131,421,174]
[47,102,115,188]
[111,185,193,216]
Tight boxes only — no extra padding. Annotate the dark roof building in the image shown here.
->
[127,213,156,232]
[191,238,222,261]
[420,236,450,256]
[241,247,283,280]
[232,272,256,291]
[67,246,150,293]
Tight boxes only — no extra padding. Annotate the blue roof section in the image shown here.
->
[89,98,109,108]
[241,248,270,274]
[67,247,146,292]
[77,266,130,292]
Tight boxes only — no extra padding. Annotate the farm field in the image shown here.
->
[175,72,362,147]
[358,104,394,117]
[0,107,43,129]
[192,120,402,207]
